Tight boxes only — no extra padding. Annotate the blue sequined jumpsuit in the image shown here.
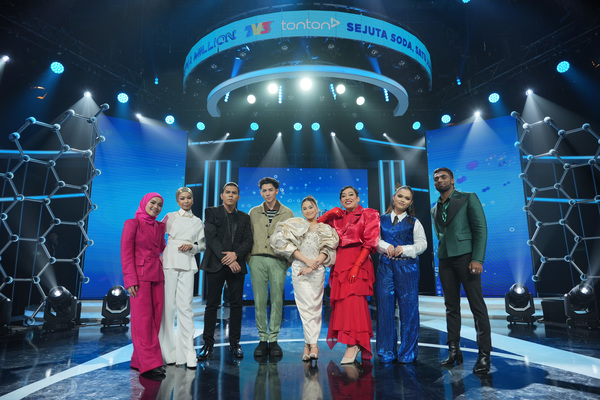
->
[376,214,420,363]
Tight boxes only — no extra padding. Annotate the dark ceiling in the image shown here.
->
[1,0,599,142]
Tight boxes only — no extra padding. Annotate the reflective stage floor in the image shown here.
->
[1,300,600,399]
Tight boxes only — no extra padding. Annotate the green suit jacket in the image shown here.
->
[431,190,487,263]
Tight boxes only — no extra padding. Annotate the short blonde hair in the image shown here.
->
[175,187,193,199]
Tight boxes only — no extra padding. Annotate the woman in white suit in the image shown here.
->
[159,187,205,369]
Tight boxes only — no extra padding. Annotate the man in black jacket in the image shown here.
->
[197,182,253,360]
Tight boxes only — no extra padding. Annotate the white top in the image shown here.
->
[376,211,427,259]
[161,209,206,272]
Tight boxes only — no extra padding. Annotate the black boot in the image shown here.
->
[197,344,214,361]
[473,351,490,374]
[440,342,463,367]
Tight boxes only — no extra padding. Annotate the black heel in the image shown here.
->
[440,342,463,367]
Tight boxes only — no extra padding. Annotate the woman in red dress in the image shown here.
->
[318,186,380,363]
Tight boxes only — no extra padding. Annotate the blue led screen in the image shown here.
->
[426,116,535,296]
[81,116,187,299]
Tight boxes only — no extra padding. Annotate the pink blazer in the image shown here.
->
[121,218,166,289]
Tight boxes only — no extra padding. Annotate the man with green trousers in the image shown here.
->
[431,167,491,375]
[249,177,294,358]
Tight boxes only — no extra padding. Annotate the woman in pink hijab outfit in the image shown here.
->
[121,192,167,380]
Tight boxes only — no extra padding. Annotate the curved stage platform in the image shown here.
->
[2,298,600,399]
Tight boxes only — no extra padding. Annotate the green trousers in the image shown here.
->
[249,255,288,342]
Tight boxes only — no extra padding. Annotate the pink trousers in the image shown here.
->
[130,280,164,374]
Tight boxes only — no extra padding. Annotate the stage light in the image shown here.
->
[277,132,282,137]
[135,113,142,119]
[441,114,451,124]
[300,78,312,91]
[101,285,130,327]
[43,286,80,331]
[278,85,283,104]
[236,45,251,60]
[456,77,462,85]
[556,61,570,73]
[323,38,337,53]
[2,55,9,62]
[526,89,533,96]
[225,132,230,137]
[335,84,346,94]
[197,122,206,131]
[0,295,11,334]
[505,283,536,324]
[311,122,320,131]
[383,133,388,137]
[250,122,259,131]
[247,94,256,104]
[154,77,159,85]
[461,0,471,3]
[294,122,302,131]
[268,83,278,94]
[84,91,92,98]
[329,83,337,100]
[383,88,390,102]
[356,96,365,106]
[355,122,364,131]
[564,281,598,328]
[117,93,129,104]
[50,61,64,74]
[165,115,175,125]
[366,44,381,58]
[224,91,230,102]
[474,110,481,117]
[278,39,291,53]
[412,121,421,130]
[488,93,500,103]
[331,132,336,137]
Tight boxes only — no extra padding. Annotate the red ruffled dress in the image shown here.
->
[324,206,380,359]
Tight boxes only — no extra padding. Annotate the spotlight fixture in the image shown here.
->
[412,121,421,130]
[135,113,142,119]
[0,295,11,334]
[330,132,336,137]
[366,44,382,58]
[43,286,80,331]
[526,89,533,96]
[267,83,279,94]
[277,132,282,137]
[356,96,365,106]
[505,283,536,324]
[196,122,206,131]
[488,93,500,103]
[311,122,320,131]
[165,115,175,125]
[323,38,338,53]
[50,61,64,74]
[250,122,259,131]
[117,93,129,104]
[101,285,130,327]
[441,114,452,124]
[247,94,256,104]
[293,122,302,131]
[335,84,346,94]
[236,45,251,60]
[300,78,312,91]
[278,39,292,53]
[84,91,92,98]
[2,55,9,62]
[474,111,481,117]
[564,281,598,328]
[154,77,159,85]
[355,122,364,131]
[556,60,570,74]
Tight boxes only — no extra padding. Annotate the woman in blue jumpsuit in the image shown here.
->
[376,186,427,363]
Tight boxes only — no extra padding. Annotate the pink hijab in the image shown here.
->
[135,192,163,225]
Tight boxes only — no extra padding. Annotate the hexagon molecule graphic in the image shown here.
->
[511,111,600,285]
[0,105,108,324]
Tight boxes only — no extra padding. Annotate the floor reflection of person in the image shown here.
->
[159,187,205,369]
[376,186,427,364]
[155,362,196,399]
[318,186,380,364]
[327,360,374,400]
[121,193,166,380]
[302,363,322,400]
[270,195,339,361]
[254,361,281,400]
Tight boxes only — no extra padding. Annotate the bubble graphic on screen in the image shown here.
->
[498,160,508,167]
[482,187,490,192]
[456,176,467,184]
[509,227,515,232]
[466,160,479,170]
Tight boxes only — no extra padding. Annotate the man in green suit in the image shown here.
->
[431,167,491,375]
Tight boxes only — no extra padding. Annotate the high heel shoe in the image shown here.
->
[309,345,319,360]
[302,344,311,362]
[440,342,463,367]
[341,345,360,364]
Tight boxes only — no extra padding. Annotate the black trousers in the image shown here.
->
[202,266,245,346]
[438,253,492,352]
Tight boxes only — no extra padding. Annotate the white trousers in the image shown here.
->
[292,264,326,344]
[159,268,196,366]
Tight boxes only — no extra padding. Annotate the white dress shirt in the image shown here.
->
[377,211,427,259]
